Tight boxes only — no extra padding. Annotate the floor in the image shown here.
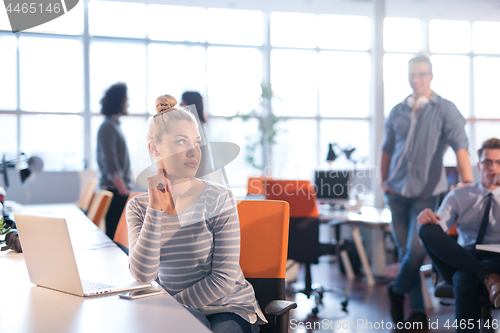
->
[285,256,500,332]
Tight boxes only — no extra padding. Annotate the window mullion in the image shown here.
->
[83,0,91,169]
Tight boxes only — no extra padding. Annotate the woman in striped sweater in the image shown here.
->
[126,94,264,333]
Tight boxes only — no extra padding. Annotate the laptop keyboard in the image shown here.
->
[82,280,114,292]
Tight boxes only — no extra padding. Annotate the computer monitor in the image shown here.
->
[314,170,351,206]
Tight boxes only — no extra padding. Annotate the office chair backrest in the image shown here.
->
[113,192,144,250]
[86,190,113,228]
[77,178,98,212]
[263,179,321,265]
[447,223,458,236]
[262,180,319,218]
[247,177,272,196]
[237,200,290,332]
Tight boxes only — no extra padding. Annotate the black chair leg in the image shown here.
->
[304,262,313,297]
[480,304,493,333]
[291,262,349,315]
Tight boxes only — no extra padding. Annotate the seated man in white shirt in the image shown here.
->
[418,138,500,333]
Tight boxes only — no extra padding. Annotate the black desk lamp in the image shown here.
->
[1,153,44,188]
[327,143,337,169]
[343,147,356,161]
[327,143,357,165]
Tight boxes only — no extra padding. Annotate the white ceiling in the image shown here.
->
[102,0,500,21]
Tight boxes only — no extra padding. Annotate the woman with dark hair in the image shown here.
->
[97,82,132,240]
[181,91,207,125]
[180,91,216,181]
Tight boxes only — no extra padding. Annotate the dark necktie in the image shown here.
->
[476,193,493,245]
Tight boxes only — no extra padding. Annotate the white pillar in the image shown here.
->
[371,0,385,210]
[369,0,387,278]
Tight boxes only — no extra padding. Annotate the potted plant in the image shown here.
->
[231,83,285,175]
[0,215,12,248]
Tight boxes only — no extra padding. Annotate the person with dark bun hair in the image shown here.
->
[126,94,263,333]
[181,91,207,125]
[97,82,132,240]
[180,91,221,182]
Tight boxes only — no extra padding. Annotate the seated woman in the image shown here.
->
[126,95,264,333]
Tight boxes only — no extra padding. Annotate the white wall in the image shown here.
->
[1,169,83,204]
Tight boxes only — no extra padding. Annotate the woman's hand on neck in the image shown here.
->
[161,177,201,214]
[161,193,176,214]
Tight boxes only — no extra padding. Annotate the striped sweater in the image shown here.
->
[126,180,265,324]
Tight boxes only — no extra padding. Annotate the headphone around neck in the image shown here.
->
[407,95,430,111]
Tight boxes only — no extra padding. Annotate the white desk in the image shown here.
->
[320,206,392,286]
[0,204,212,333]
[476,244,500,253]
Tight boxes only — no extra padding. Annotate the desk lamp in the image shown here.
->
[327,143,358,168]
[1,153,44,188]
[326,143,337,169]
[343,147,356,160]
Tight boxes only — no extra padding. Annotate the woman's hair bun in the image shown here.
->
[155,95,177,114]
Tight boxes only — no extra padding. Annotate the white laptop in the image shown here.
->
[14,214,151,297]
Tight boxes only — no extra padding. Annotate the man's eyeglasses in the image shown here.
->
[408,72,432,79]
[480,159,500,167]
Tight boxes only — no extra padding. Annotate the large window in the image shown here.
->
[269,12,371,179]
[21,114,84,171]
[383,17,500,165]
[0,36,17,110]
[1,3,498,187]
[207,47,262,117]
[19,37,84,113]
[89,41,147,114]
[148,44,207,114]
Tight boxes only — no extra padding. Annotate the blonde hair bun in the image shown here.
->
[148,94,198,143]
[155,95,177,114]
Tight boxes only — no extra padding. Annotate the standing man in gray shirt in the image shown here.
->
[97,82,132,240]
[381,55,474,327]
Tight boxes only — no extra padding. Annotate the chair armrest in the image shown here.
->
[265,300,297,317]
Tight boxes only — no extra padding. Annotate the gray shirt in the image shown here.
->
[382,94,468,198]
[127,181,265,324]
[437,183,500,249]
[97,117,132,190]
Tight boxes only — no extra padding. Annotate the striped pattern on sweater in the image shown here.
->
[126,181,265,324]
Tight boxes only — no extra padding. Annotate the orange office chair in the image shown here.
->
[113,192,144,254]
[86,189,113,229]
[263,179,348,314]
[77,178,98,213]
[238,200,297,333]
[246,177,272,196]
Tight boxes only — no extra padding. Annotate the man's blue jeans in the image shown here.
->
[386,193,439,314]
[419,224,500,332]
[186,307,259,333]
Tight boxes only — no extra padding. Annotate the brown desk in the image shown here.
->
[320,206,392,286]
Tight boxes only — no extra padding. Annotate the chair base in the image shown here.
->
[286,263,349,315]
[286,283,348,314]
